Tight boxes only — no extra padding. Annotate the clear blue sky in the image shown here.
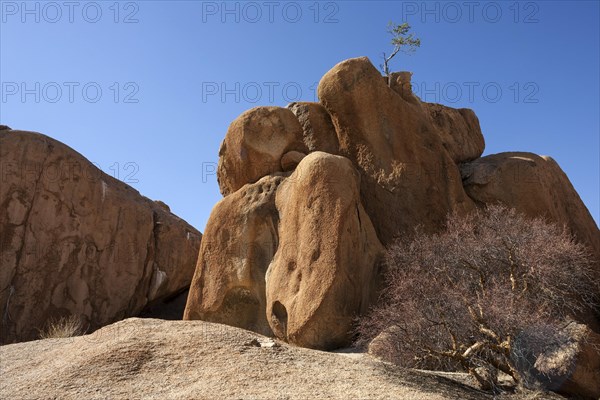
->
[1,0,598,231]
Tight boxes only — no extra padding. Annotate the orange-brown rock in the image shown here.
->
[424,103,484,164]
[266,152,384,349]
[0,129,201,344]
[460,152,599,258]
[388,72,485,163]
[184,175,285,336]
[217,107,307,196]
[318,57,475,245]
[287,102,339,154]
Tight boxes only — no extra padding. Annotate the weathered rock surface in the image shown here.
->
[0,129,201,344]
[266,152,384,349]
[318,57,475,244]
[216,106,307,196]
[0,318,535,400]
[287,101,340,154]
[184,175,285,336]
[461,152,599,258]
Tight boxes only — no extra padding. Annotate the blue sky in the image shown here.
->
[1,0,599,231]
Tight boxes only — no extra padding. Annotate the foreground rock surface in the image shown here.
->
[0,129,202,344]
[0,318,565,400]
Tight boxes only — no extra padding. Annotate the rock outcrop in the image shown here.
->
[0,129,201,344]
[461,152,599,258]
[185,56,599,369]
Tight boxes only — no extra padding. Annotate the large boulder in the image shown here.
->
[217,107,307,196]
[287,102,339,154]
[183,175,284,336]
[266,152,384,349]
[460,152,599,258]
[0,129,201,344]
[318,57,475,244]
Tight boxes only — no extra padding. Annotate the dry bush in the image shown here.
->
[39,315,86,339]
[357,205,599,391]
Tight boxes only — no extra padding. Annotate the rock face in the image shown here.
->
[266,152,383,349]
[186,56,598,365]
[318,57,475,244]
[0,129,201,344]
[461,152,599,258]
[183,175,284,336]
[217,106,307,196]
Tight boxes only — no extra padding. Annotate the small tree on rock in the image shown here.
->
[357,205,599,392]
[381,22,421,86]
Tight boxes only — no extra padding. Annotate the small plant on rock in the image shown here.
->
[380,22,421,86]
[39,315,86,339]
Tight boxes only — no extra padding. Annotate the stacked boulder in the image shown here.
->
[184,58,599,354]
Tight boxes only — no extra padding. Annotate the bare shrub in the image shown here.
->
[39,315,86,339]
[357,205,599,391]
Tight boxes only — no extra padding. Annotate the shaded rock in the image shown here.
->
[0,130,201,344]
[287,102,340,154]
[318,57,475,245]
[532,322,600,399]
[460,152,599,258]
[139,288,190,320]
[217,106,307,196]
[184,175,285,336]
[266,152,384,349]
[280,150,306,171]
